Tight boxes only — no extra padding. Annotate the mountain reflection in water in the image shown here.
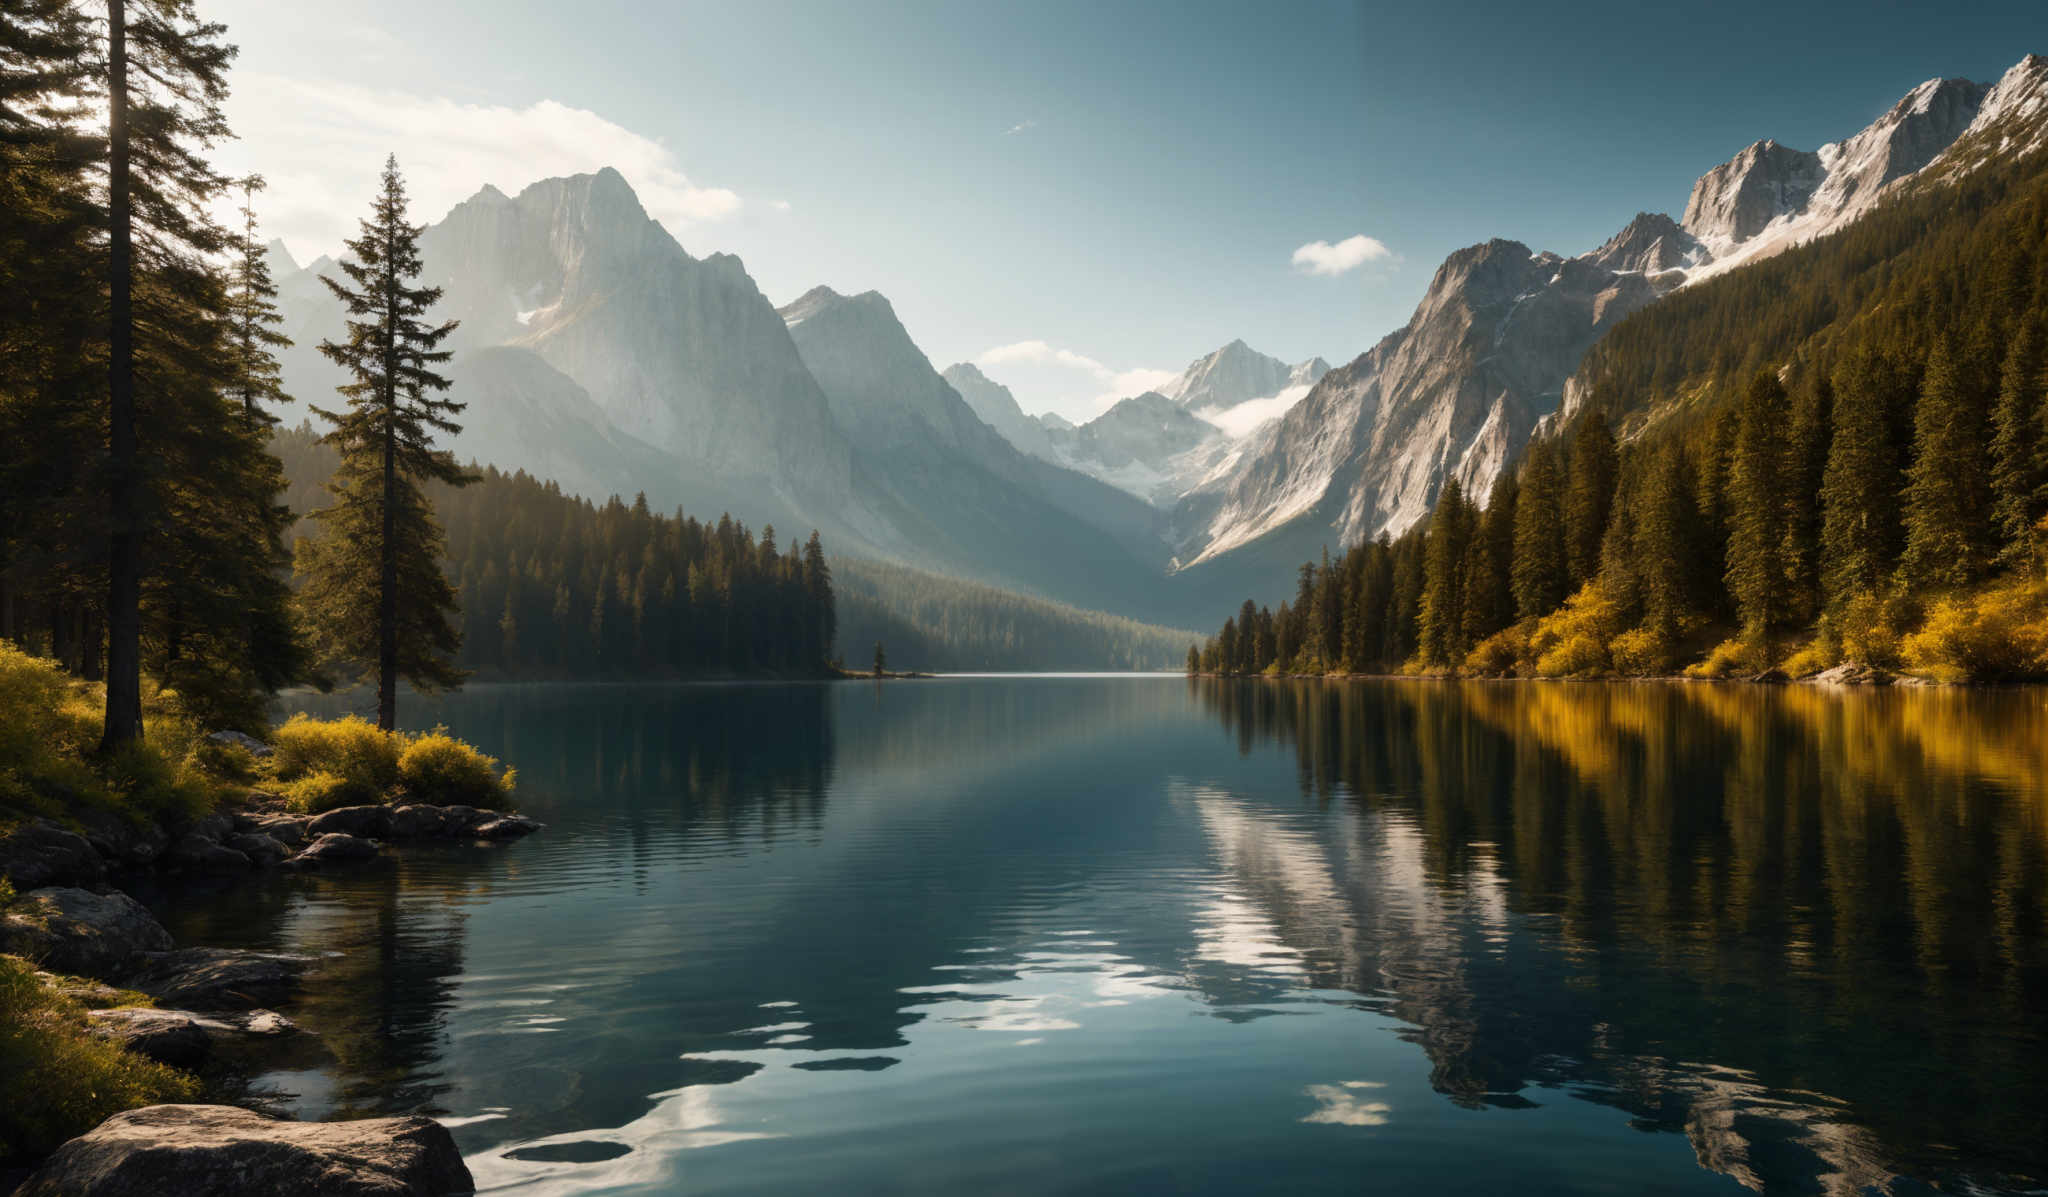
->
[152,678,2048,1195]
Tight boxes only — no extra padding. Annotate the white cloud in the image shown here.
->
[1004,120,1038,136]
[1195,383,1313,437]
[974,340,1175,420]
[217,74,743,261]
[770,199,793,213]
[1291,234,1392,276]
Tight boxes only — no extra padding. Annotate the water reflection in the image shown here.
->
[150,678,2047,1195]
[1190,678,2048,1191]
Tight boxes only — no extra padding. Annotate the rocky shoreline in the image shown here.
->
[0,794,540,1195]
[1187,661,1949,686]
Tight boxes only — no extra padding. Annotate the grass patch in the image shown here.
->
[0,953,197,1165]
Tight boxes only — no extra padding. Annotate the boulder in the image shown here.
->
[307,805,393,840]
[164,832,252,873]
[15,1104,473,1196]
[225,832,290,866]
[290,833,380,867]
[0,887,172,978]
[1808,661,1893,686]
[205,729,274,759]
[86,1006,305,1067]
[72,808,171,869]
[132,947,310,1011]
[472,815,541,840]
[435,806,489,835]
[246,815,310,848]
[85,1007,219,1069]
[0,819,104,889]
[190,813,236,842]
[386,805,449,838]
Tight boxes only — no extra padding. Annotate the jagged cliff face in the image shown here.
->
[1042,391,1224,507]
[1159,339,1330,415]
[1181,53,2048,575]
[1175,242,1664,564]
[941,362,1063,462]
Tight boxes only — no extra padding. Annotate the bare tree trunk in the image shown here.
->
[101,0,142,749]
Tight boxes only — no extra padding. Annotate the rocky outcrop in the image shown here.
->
[131,948,312,1012]
[473,815,543,840]
[15,1105,473,1197]
[0,820,105,890]
[306,805,394,840]
[0,887,172,977]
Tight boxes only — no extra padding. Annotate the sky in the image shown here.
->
[207,0,2046,422]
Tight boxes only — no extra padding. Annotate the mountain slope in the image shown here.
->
[1180,53,2048,580]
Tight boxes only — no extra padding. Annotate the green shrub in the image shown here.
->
[271,714,401,795]
[398,731,515,809]
[0,954,197,1165]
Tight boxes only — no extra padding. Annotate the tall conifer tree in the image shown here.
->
[227,172,289,426]
[1899,338,1993,590]
[1724,371,1791,637]
[1989,325,2045,562]
[299,156,471,730]
[1511,441,1567,620]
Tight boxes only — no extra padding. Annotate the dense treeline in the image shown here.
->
[275,426,837,677]
[1195,145,2048,682]
[835,557,1194,672]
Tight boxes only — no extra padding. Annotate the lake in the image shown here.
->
[150,677,2048,1195]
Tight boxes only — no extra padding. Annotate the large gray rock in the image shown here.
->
[290,833,380,867]
[16,1104,473,1196]
[85,1008,218,1068]
[0,819,104,889]
[71,808,170,869]
[0,887,172,978]
[165,832,252,873]
[243,815,310,848]
[86,1007,305,1068]
[205,729,274,759]
[307,805,393,840]
[386,805,450,838]
[133,947,310,1011]
[225,832,289,866]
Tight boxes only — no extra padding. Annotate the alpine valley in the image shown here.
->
[266,54,2048,628]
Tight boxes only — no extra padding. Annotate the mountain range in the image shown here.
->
[267,53,2048,625]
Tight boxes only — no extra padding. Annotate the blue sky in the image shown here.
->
[213,0,2045,420]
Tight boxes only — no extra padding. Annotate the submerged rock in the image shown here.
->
[15,1104,473,1196]
[132,947,311,1011]
[0,886,172,979]
[224,832,289,866]
[473,815,541,840]
[289,833,380,867]
[0,819,105,890]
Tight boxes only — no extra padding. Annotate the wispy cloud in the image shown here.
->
[1291,234,1393,276]
[770,199,793,213]
[975,340,1174,416]
[219,74,743,261]
[1004,119,1038,136]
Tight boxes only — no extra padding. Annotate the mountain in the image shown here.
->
[1160,340,1324,413]
[1040,391,1223,507]
[941,362,1063,462]
[777,285,1192,622]
[1177,53,2048,581]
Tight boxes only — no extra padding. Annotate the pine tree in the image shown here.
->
[1724,371,1790,637]
[99,0,238,747]
[1820,347,1911,605]
[1564,412,1617,589]
[872,640,886,677]
[1461,472,1517,648]
[227,173,289,426]
[1989,324,2045,563]
[1511,440,1567,620]
[1899,338,1993,590]
[1415,479,1474,666]
[298,156,471,729]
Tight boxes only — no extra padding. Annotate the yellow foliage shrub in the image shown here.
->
[399,731,515,809]
[1607,625,1679,677]
[1463,626,1527,677]
[270,714,401,796]
[1684,637,1755,679]
[1900,578,2048,682]
[1528,584,1622,677]
[1835,589,1913,670]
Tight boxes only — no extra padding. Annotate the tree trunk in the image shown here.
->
[101,0,142,749]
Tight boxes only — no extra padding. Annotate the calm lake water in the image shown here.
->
[152,677,2048,1195]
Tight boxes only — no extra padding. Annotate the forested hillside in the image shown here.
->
[834,558,1196,672]
[275,426,835,678]
[1194,143,2048,683]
